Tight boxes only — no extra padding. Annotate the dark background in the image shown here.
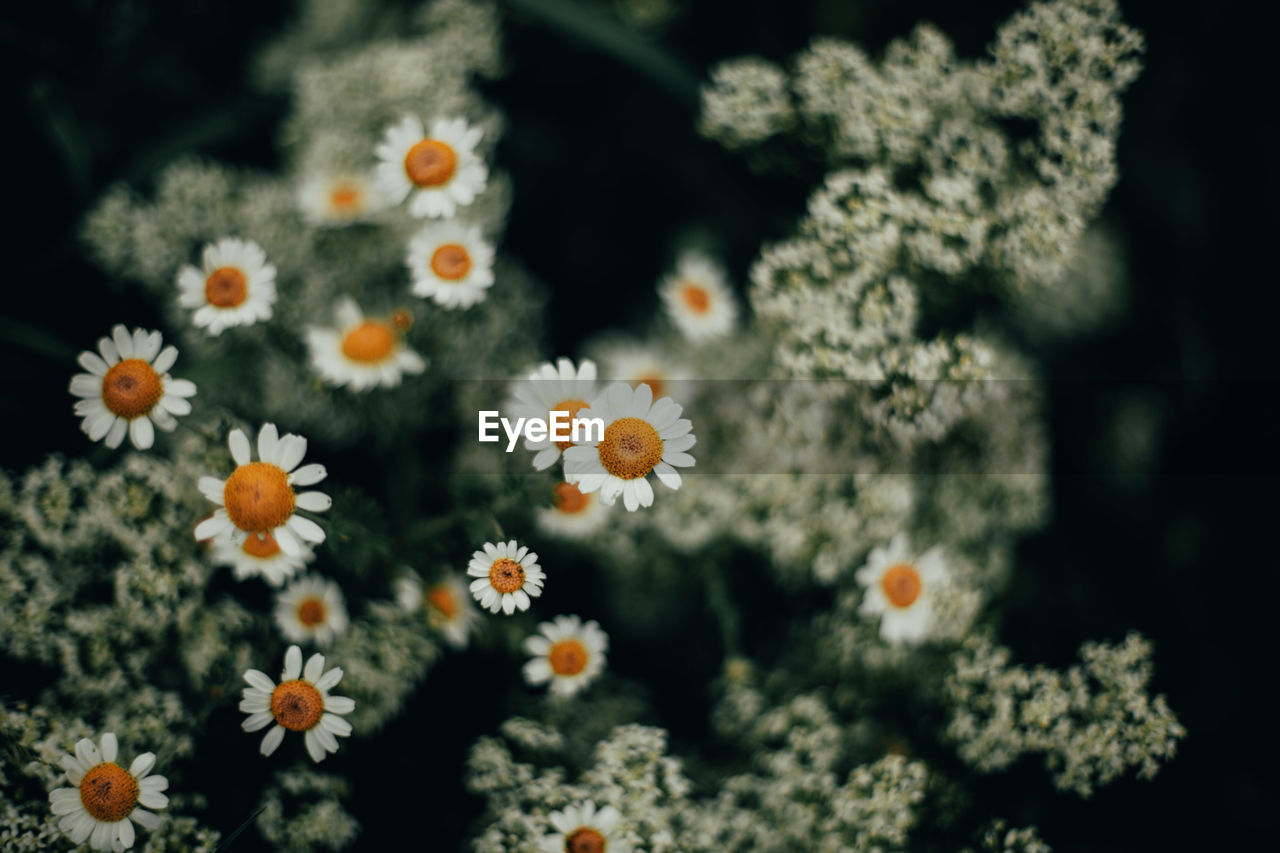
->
[2,0,1275,849]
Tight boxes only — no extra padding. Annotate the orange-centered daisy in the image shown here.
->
[375,115,488,219]
[398,573,481,649]
[407,221,496,308]
[467,540,545,614]
[177,237,277,336]
[680,282,711,313]
[564,382,696,512]
[430,243,472,280]
[48,732,169,850]
[523,615,608,697]
[241,646,355,763]
[195,424,331,557]
[306,297,426,390]
[340,321,397,363]
[504,358,600,470]
[213,530,314,587]
[855,534,951,645]
[276,575,348,647]
[71,324,197,450]
[544,802,624,853]
[658,250,737,341]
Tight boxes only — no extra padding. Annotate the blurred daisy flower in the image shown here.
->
[536,482,609,539]
[855,533,950,645]
[595,340,691,401]
[275,575,348,647]
[69,325,196,450]
[505,357,600,471]
[540,801,628,853]
[176,237,277,335]
[523,615,609,697]
[240,645,355,763]
[48,732,169,852]
[305,297,426,391]
[467,539,545,615]
[397,571,481,649]
[375,115,488,218]
[659,250,738,341]
[298,172,385,226]
[210,530,314,587]
[405,220,496,308]
[564,382,695,511]
[194,423,331,557]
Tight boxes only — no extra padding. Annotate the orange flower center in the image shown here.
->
[681,283,710,314]
[488,558,525,594]
[553,482,590,514]
[598,418,663,480]
[550,399,589,450]
[78,763,139,823]
[242,532,281,558]
[205,266,248,307]
[271,679,324,731]
[881,564,922,608]
[404,139,457,187]
[430,244,472,280]
[548,639,589,676]
[426,585,459,619]
[566,827,606,853]
[297,597,327,627]
[341,321,397,363]
[223,462,296,534]
[100,359,163,419]
[329,183,362,211]
[634,374,664,398]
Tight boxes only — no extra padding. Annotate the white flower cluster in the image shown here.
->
[946,633,1187,797]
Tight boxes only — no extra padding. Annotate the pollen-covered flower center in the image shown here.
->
[681,283,711,313]
[426,586,458,618]
[271,679,324,731]
[430,244,472,280]
[598,418,663,480]
[565,827,606,853]
[78,763,139,823]
[223,462,296,533]
[488,558,525,594]
[404,139,457,187]
[550,399,589,450]
[553,482,590,514]
[205,266,248,307]
[882,564,922,608]
[242,533,281,558]
[341,321,397,363]
[549,639,589,676]
[330,183,362,210]
[297,598,327,626]
[101,359,163,419]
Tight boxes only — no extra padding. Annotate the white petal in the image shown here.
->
[283,645,303,680]
[295,491,331,512]
[324,695,355,715]
[112,325,134,359]
[229,429,251,465]
[304,730,326,762]
[198,476,225,504]
[78,350,109,376]
[654,461,682,490]
[131,809,161,831]
[304,653,325,684]
[257,423,279,463]
[166,378,197,397]
[69,373,103,397]
[260,725,286,756]
[129,417,155,450]
[104,418,128,448]
[243,669,274,692]
[276,435,308,472]
[117,816,136,849]
[100,733,117,763]
[75,738,101,768]
[273,525,302,556]
[152,345,178,374]
[287,514,326,543]
[289,464,327,486]
[315,668,343,692]
[194,514,230,541]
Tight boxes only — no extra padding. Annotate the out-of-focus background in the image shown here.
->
[1,0,1275,848]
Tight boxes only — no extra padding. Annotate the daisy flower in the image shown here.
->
[563,382,695,512]
[536,482,609,539]
[396,571,481,649]
[374,115,488,219]
[658,250,738,341]
[194,423,331,557]
[240,645,355,763]
[209,530,314,587]
[48,732,169,852]
[275,575,348,647]
[854,533,950,645]
[176,237,277,335]
[69,325,197,450]
[466,539,545,615]
[523,615,609,697]
[504,358,600,471]
[595,340,691,402]
[405,221,496,308]
[298,172,386,226]
[305,297,426,391]
[539,801,629,853]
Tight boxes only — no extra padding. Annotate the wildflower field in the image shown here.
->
[1,0,1272,850]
